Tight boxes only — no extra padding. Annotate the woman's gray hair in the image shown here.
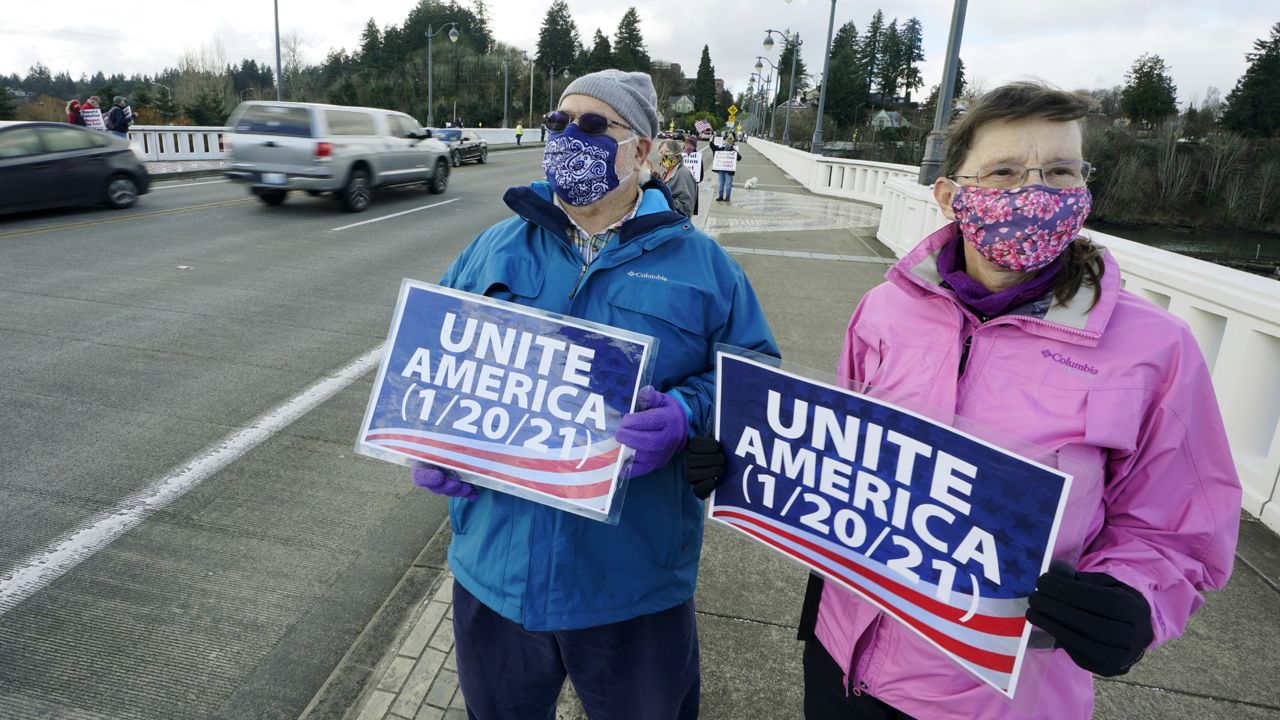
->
[657,139,682,155]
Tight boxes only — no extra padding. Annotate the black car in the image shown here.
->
[0,121,150,216]
[431,128,488,166]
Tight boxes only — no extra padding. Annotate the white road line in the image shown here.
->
[151,179,231,190]
[331,198,460,232]
[0,344,386,617]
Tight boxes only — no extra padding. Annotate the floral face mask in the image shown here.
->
[950,184,1092,272]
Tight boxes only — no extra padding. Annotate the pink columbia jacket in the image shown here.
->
[814,223,1241,719]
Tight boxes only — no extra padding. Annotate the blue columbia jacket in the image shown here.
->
[439,179,779,631]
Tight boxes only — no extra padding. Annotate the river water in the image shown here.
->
[1087,222,1280,261]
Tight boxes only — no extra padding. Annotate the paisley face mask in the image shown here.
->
[542,123,637,206]
[950,184,1093,272]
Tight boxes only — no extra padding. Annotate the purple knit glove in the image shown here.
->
[616,386,690,477]
[411,462,477,501]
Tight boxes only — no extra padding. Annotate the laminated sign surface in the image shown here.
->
[357,280,656,524]
[710,350,1071,697]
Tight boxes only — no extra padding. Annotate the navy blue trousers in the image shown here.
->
[452,581,700,719]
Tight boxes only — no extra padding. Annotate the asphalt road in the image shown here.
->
[0,148,549,719]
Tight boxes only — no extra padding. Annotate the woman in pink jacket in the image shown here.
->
[796,83,1242,718]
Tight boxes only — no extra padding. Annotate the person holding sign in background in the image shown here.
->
[656,138,696,217]
[412,69,779,719]
[759,82,1240,719]
[709,133,741,202]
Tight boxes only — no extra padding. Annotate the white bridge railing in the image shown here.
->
[749,136,1280,534]
[128,125,535,162]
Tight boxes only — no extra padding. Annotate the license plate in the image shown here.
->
[261,172,287,185]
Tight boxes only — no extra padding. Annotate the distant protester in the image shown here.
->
[80,96,107,131]
[656,138,696,217]
[65,99,85,126]
[106,96,134,138]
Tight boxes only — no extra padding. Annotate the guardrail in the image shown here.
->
[748,136,1280,534]
[128,125,537,162]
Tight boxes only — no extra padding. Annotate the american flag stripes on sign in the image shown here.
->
[710,351,1072,698]
[694,119,712,133]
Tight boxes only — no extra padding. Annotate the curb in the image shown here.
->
[298,519,453,720]
[148,168,230,182]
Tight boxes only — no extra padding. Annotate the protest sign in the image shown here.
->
[709,350,1071,697]
[357,280,656,524]
[711,150,737,173]
[682,151,703,183]
[80,108,106,131]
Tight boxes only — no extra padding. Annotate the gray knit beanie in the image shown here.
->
[559,69,661,138]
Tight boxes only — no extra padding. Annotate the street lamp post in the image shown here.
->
[811,0,838,154]
[424,23,460,128]
[523,55,535,127]
[918,0,967,185]
[501,57,511,128]
[755,57,779,140]
[547,65,571,113]
[273,0,283,100]
[763,29,800,145]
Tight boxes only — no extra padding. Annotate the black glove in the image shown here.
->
[1026,561,1154,677]
[685,436,726,500]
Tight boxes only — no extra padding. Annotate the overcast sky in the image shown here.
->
[2,1,1270,109]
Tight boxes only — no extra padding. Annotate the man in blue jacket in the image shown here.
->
[412,69,778,719]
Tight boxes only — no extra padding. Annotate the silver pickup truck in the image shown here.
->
[224,101,451,212]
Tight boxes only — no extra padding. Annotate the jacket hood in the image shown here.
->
[502,178,688,248]
[887,221,1121,346]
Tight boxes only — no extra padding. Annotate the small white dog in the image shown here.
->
[743,176,759,190]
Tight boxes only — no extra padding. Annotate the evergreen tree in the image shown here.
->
[0,90,16,121]
[154,85,180,122]
[359,19,383,66]
[876,19,902,102]
[898,17,925,102]
[1121,53,1177,126]
[824,21,865,126]
[536,0,581,68]
[694,45,716,112]
[772,33,808,109]
[1221,22,1280,139]
[612,8,651,72]
[183,89,227,125]
[586,29,613,73]
[861,10,885,98]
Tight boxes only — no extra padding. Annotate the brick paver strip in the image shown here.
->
[389,647,448,718]
[398,601,448,658]
[377,656,417,694]
[423,669,459,709]
[414,705,445,720]
[355,690,397,720]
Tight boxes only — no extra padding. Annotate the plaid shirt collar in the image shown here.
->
[556,189,644,265]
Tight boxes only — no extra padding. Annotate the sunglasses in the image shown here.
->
[544,110,633,135]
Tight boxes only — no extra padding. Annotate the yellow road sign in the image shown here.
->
[727,104,739,116]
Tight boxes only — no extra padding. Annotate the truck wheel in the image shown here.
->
[428,159,449,194]
[341,168,372,212]
[258,189,287,206]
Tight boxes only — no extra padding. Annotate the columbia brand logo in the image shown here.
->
[627,271,668,282]
[1041,349,1099,376]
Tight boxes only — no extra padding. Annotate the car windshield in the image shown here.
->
[433,129,461,142]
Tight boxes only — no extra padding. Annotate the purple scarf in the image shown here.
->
[935,234,1061,319]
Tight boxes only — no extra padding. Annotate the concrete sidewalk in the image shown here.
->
[303,143,1280,720]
